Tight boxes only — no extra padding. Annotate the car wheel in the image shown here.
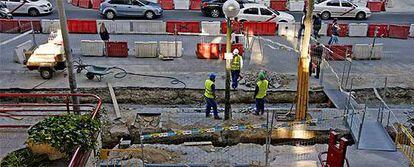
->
[86,73,95,80]
[105,10,115,20]
[39,68,53,79]
[145,11,155,20]
[210,9,220,18]
[321,11,330,20]
[28,8,40,16]
[279,20,287,23]
[356,12,366,20]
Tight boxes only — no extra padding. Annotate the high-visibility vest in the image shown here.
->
[256,80,269,99]
[231,54,242,70]
[204,79,215,98]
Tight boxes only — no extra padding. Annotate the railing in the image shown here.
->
[0,93,102,167]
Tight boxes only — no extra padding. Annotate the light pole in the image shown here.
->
[222,0,240,120]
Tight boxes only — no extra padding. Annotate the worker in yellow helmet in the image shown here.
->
[231,48,243,89]
[205,73,221,120]
[254,71,269,115]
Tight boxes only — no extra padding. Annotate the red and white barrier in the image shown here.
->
[348,23,368,37]
[409,24,414,38]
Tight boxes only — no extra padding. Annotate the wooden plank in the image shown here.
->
[107,83,121,119]
[183,141,213,146]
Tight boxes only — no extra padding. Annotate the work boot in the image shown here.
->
[253,112,260,116]
[261,110,265,115]
[214,116,222,120]
[206,113,211,118]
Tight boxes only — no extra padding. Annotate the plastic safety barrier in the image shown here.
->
[131,20,166,34]
[287,0,304,12]
[270,0,287,11]
[201,21,221,35]
[388,24,410,39]
[158,0,174,10]
[410,24,414,38]
[166,21,201,33]
[243,21,277,36]
[352,43,382,60]
[221,20,242,34]
[134,41,158,58]
[97,20,131,34]
[220,43,243,60]
[92,0,101,9]
[366,0,383,12]
[368,23,388,37]
[196,43,220,59]
[190,0,201,10]
[18,19,42,33]
[159,41,183,58]
[71,0,79,6]
[329,45,353,61]
[41,19,61,33]
[78,0,91,8]
[105,41,129,57]
[277,22,300,37]
[14,40,34,64]
[0,19,19,33]
[174,0,189,9]
[67,20,98,34]
[81,40,105,57]
[348,23,368,37]
[327,23,349,37]
[318,23,328,36]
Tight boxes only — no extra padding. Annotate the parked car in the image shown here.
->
[0,1,13,18]
[0,0,53,16]
[236,4,295,23]
[314,0,371,20]
[99,0,163,20]
[201,0,254,18]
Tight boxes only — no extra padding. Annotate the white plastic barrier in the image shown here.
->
[131,20,166,34]
[159,41,183,58]
[288,0,304,12]
[81,40,105,57]
[409,24,414,37]
[41,19,61,33]
[97,20,131,34]
[134,41,158,58]
[174,0,189,9]
[348,23,368,37]
[278,22,300,37]
[201,21,221,35]
[352,43,383,60]
[319,23,328,36]
[257,0,271,6]
[14,40,34,64]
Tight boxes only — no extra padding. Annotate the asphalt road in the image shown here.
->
[9,1,414,24]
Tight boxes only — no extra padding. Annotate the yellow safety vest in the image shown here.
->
[256,80,269,99]
[231,54,242,70]
[204,79,215,98]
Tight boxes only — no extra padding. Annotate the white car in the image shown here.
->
[236,4,295,23]
[1,0,53,16]
[314,0,371,20]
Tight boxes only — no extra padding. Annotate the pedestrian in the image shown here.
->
[312,14,322,39]
[99,23,110,41]
[310,42,324,79]
[231,49,243,89]
[254,71,269,115]
[204,73,221,120]
[298,15,305,38]
[328,19,340,45]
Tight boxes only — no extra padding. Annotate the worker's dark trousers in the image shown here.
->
[309,61,321,79]
[231,70,240,89]
[205,97,218,117]
[255,98,265,115]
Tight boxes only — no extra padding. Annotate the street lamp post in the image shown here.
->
[222,0,240,120]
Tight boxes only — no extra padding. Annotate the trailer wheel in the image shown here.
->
[39,68,54,79]
[86,73,95,80]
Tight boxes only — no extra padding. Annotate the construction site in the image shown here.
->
[1,0,414,166]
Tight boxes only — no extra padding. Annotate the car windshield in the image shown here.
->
[139,0,150,5]
[269,8,279,15]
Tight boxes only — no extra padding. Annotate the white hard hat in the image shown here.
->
[233,49,239,55]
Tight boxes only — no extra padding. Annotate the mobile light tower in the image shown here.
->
[222,0,240,120]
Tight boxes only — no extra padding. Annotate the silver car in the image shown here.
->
[99,0,163,20]
[314,0,371,20]
[1,0,53,16]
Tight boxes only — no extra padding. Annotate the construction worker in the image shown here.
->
[254,71,269,115]
[310,42,324,79]
[205,73,221,120]
[231,49,243,89]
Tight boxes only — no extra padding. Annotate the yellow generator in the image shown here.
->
[26,30,66,79]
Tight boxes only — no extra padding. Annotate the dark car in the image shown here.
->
[201,0,253,18]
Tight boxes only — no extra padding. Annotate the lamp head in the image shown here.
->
[222,0,240,18]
